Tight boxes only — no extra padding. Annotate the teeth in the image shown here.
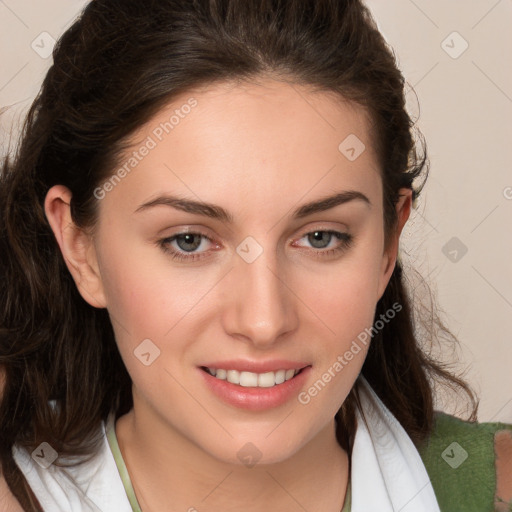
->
[226,369,240,385]
[240,371,258,387]
[285,369,295,380]
[206,367,301,387]
[257,372,276,388]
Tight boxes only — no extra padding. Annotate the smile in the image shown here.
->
[202,367,302,388]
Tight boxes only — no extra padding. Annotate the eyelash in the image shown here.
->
[158,229,353,262]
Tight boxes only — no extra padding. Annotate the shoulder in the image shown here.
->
[415,411,512,512]
[10,416,133,512]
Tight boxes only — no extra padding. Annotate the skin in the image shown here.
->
[45,77,412,511]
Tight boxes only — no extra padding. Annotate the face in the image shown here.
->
[48,78,409,465]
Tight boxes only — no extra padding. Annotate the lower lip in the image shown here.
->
[198,367,312,411]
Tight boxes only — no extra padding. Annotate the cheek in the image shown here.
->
[304,237,385,334]
[95,234,233,394]
[294,261,382,421]
[294,228,385,408]
[96,229,216,335]
[302,271,378,392]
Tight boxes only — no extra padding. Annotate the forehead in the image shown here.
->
[100,78,381,216]
[158,78,375,159]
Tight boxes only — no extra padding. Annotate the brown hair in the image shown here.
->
[0,0,477,509]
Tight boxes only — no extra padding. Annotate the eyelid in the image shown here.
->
[166,229,219,248]
[291,229,351,248]
[290,222,350,242]
[157,226,217,243]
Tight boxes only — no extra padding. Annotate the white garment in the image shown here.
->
[351,376,441,511]
[12,375,441,511]
[11,426,131,512]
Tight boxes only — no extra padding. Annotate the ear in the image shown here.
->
[44,185,107,309]
[376,188,413,300]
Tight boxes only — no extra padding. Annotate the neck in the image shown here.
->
[115,403,349,512]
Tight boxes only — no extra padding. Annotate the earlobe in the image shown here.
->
[44,185,107,309]
[377,188,413,299]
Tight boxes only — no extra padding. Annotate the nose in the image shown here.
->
[221,248,299,349]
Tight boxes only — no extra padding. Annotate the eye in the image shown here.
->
[158,229,353,263]
[158,232,216,261]
[292,230,353,258]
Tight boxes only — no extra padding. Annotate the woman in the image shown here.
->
[1,0,510,511]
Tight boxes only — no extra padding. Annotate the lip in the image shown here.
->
[198,364,312,411]
[200,359,310,373]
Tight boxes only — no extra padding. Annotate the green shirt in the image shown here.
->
[415,411,512,512]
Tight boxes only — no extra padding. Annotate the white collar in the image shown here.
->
[351,375,441,511]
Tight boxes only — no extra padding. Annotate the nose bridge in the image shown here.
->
[223,244,297,347]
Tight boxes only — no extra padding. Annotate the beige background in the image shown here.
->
[1,0,511,422]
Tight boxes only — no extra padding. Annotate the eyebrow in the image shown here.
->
[134,190,371,222]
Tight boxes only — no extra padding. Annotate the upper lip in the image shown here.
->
[200,360,311,373]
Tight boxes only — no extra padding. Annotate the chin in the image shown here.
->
[203,434,306,468]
